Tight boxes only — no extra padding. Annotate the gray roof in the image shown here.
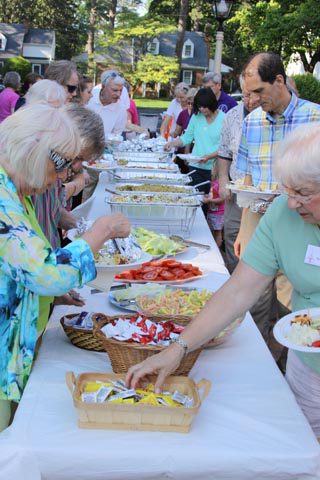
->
[73,42,133,66]
[0,23,25,58]
[74,31,208,69]
[24,28,54,45]
[0,23,54,59]
[158,31,208,69]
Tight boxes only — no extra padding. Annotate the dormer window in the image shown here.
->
[0,33,7,51]
[148,38,159,55]
[182,39,194,59]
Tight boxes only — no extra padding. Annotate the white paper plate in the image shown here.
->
[178,154,204,163]
[273,308,320,353]
[226,183,281,208]
[227,183,280,197]
[96,251,153,271]
[83,161,117,172]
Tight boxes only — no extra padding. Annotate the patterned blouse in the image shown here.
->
[0,166,96,402]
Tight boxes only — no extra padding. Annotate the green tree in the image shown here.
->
[131,53,179,90]
[3,56,32,79]
[230,0,320,72]
[293,74,320,104]
[100,14,176,66]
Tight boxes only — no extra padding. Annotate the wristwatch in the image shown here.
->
[171,337,188,357]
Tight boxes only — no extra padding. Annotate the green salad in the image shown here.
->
[133,227,185,256]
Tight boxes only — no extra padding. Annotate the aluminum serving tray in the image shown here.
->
[114,162,179,174]
[114,183,198,196]
[112,171,192,185]
[113,151,168,162]
[107,193,200,234]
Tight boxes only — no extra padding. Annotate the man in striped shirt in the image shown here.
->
[234,52,320,341]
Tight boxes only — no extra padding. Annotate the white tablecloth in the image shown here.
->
[0,173,319,480]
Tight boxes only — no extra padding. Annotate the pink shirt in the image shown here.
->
[208,179,224,215]
[128,99,139,125]
[0,88,19,123]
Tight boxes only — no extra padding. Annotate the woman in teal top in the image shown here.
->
[126,124,320,438]
[165,88,225,193]
[0,104,130,430]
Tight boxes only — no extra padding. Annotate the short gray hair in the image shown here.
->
[45,60,78,86]
[66,104,105,160]
[275,123,320,188]
[203,72,221,84]
[174,82,189,94]
[4,71,21,90]
[186,87,198,100]
[0,104,80,189]
[101,70,125,87]
[25,79,66,107]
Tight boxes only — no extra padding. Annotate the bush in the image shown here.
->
[3,56,32,81]
[292,74,320,104]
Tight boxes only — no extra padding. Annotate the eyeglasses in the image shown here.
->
[283,187,319,204]
[66,84,78,94]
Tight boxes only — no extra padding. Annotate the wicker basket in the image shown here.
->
[93,313,202,375]
[66,371,211,432]
[137,310,244,347]
[60,313,105,352]
[136,310,192,326]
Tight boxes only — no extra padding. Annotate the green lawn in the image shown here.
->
[133,97,171,109]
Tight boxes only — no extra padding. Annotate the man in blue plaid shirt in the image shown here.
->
[234,52,320,343]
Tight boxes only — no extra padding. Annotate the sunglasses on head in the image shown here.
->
[49,149,73,172]
[66,84,78,94]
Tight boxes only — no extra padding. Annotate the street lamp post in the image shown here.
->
[212,0,234,74]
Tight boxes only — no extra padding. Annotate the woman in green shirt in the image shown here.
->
[127,123,320,438]
[165,88,225,194]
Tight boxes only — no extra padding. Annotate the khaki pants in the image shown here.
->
[224,194,242,273]
[239,210,292,339]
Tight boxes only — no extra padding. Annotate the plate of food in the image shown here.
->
[132,227,187,257]
[273,308,320,353]
[226,181,281,208]
[94,248,152,271]
[83,159,117,172]
[108,283,170,312]
[67,222,152,271]
[114,259,203,283]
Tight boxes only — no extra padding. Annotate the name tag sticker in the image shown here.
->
[304,245,320,267]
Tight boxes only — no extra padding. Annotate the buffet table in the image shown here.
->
[0,172,319,480]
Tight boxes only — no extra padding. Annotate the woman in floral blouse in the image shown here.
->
[0,104,130,430]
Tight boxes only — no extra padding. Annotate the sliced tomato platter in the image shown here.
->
[114,259,203,283]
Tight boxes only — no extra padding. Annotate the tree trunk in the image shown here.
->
[109,0,117,29]
[86,0,97,55]
[175,0,189,79]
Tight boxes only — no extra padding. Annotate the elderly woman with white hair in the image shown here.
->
[160,82,190,139]
[0,104,130,430]
[126,123,320,438]
[25,79,67,107]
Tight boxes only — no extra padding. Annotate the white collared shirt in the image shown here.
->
[87,95,127,137]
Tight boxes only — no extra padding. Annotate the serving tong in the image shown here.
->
[169,235,211,250]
